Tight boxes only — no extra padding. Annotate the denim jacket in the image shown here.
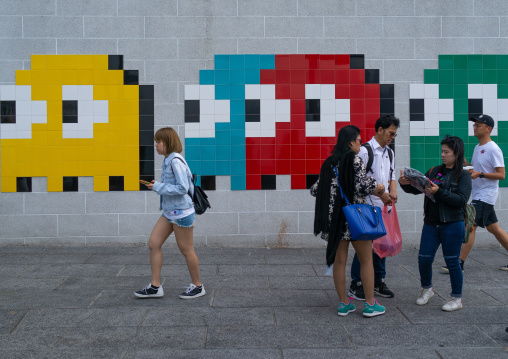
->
[152,153,194,212]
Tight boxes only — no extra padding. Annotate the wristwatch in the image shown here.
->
[480,172,485,178]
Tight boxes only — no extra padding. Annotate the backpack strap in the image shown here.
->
[362,142,374,174]
[362,142,395,183]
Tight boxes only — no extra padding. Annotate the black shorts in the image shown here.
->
[471,200,498,228]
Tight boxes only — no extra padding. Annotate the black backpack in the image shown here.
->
[362,142,394,181]
[171,157,211,215]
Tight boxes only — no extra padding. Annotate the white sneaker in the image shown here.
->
[442,297,462,311]
[416,288,434,305]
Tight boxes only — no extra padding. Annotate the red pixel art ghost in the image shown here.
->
[245,54,394,190]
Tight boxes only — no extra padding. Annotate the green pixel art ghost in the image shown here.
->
[409,54,508,187]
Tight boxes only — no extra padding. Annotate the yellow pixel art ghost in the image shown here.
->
[0,55,154,192]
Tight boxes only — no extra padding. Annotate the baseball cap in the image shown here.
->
[469,114,495,128]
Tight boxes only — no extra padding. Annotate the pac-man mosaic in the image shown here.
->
[0,55,154,192]
[409,54,508,186]
[184,54,394,190]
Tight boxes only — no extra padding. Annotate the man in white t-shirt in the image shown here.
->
[442,114,508,272]
[348,115,399,301]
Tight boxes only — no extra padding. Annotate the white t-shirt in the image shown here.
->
[358,137,395,208]
[471,140,505,205]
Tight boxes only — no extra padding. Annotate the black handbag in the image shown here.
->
[172,157,211,215]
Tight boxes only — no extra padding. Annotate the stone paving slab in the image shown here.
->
[1,245,508,357]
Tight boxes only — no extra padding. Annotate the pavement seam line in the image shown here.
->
[433,348,445,359]
[9,309,30,334]
[87,290,104,308]
[272,307,277,325]
[52,276,68,290]
[203,325,209,349]
[209,289,215,307]
[83,253,94,264]
[480,289,505,305]
[138,308,150,327]
[396,305,414,324]
[341,323,356,349]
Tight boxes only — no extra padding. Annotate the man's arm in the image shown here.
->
[471,167,505,180]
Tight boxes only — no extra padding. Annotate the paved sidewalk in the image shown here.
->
[1,245,508,358]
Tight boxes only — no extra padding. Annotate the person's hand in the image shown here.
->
[398,169,411,185]
[471,170,481,180]
[389,192,398,204]
[425,179,439,194]
[380,192,392,205]
[147,180,155,190]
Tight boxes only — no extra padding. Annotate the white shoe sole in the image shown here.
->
[442,304,462,311]
[363,310,385,318]
[337,308,356,317]
[134,292,164,298]
[500,266,508,271]
[179,289,206,299]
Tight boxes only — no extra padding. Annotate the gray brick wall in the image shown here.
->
[0,0,507,249]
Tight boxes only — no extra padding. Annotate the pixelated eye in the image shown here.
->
[304,84,350,137]
[466,84,508,136]
[184,85,230,138]
[61,85,108,139]
[0,85,47,139]
[244,84,290,138]
[409,84,453,137]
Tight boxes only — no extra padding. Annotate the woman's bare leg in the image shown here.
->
[333,239,350,304]
[351,240,375,305]
[174,224,201,286]
[148,216,173,287]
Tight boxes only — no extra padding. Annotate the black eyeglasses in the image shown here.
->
[355,138,363,144]
[383,128,397,137]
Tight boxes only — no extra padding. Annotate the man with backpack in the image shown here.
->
[348,115,400,300]
[442,114,508,273]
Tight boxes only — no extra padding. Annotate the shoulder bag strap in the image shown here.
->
[333,166,351,206]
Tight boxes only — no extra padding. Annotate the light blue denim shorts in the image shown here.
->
[163,212,196,228]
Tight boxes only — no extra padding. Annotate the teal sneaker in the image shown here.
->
[363,299,385,317]
[337,299,356,317]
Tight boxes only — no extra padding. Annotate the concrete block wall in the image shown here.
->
[0,0,507,248]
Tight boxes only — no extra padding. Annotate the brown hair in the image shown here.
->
[154,127,182,155]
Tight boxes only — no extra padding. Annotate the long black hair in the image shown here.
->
[436,135,465,180]
[331,125,361,203]
[314,125,360,266]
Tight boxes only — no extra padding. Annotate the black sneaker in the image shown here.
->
[179,283,206,299]
[500,265,508,271]
[348,281,365,301]
[134,283,164,298]
[441,261,464,273]
[374,280,394,298]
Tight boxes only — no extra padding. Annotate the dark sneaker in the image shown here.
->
[348,281,365,301]
[134,283,164,298]
[441,261,464,273]
[374,281,394,298]
[179,283,206,299]
[500,265,508,271]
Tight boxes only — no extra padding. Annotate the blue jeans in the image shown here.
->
[351,251,386,283]
[419,221,464,298]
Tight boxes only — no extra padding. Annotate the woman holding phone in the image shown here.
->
[134,127,205,300]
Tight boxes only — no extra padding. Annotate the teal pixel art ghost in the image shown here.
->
[185,54,394,190]
[409,55,508,186]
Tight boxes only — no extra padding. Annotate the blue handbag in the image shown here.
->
[334,167,386,241]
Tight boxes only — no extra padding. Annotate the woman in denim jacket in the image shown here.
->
[135,127,205,300]
[400,135,471,311]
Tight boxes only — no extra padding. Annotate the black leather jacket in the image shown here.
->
[401,166,472,223]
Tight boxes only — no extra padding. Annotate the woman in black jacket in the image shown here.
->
[399,135,472,311]
[311,125,388,317]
